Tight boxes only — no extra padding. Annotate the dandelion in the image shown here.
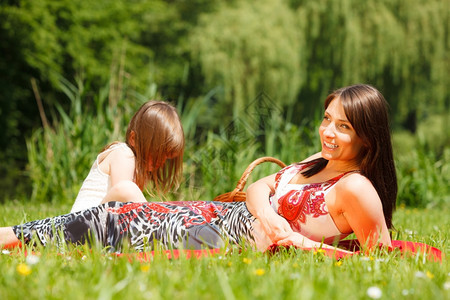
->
[254,269,265,276]
[444,281,450,290]
[2,249,10,255]
[26,254,40,265]
[243,258,252,264]
[227,262,233,267]
[81,255,87,261]
[335,261,343,266]
[366,286,382,299]
[16,263,32,276]
[140,265,150,272]
[314,249,325,255]
[426,271,434,279]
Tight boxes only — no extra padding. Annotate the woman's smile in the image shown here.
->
[319,97,364,165]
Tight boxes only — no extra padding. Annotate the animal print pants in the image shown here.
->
[12,201,256,252]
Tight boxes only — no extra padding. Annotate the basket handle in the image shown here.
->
[231,157,286,196]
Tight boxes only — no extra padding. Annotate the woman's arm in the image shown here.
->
[246,174,293,243]
[337,174,392,248]
[275,231,352,253]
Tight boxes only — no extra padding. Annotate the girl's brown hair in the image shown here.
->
[303,84,397,229]
[125,101,185,194]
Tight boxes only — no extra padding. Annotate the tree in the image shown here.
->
[191,0,303,118]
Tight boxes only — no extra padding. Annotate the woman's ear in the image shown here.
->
[129,131,136,147]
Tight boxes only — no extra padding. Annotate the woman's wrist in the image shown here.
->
[253,205,274,220]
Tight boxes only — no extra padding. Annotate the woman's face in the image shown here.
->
[319,97,365,166]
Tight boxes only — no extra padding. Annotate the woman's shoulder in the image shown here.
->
[335,173,380,207]
[336,172,376,196]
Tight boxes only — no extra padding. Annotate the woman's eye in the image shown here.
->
[340,124,350,129]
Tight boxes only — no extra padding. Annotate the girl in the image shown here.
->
[70,100,185,212]
[1,84,396,252]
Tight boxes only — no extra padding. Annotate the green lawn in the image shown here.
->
[0,202,448,300]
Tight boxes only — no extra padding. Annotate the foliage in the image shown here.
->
[1,0,449,205]
[393,121,450,208]
[0,202,448,300]
[289,0,449,126]
[26,75,155,203]
[191,0,303,118]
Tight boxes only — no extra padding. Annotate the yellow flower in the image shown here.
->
[254,269,265,276]
[140,265,150,272]
[314,249,325,255]
[243,258,252,264]
[426,271,434,279]
[335,261,343,266]
[16,263,32,276]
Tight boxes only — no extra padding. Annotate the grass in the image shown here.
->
[0,201,448,300]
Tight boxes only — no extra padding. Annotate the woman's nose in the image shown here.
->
[323,123,336,138]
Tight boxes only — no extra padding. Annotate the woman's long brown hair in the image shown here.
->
[302,84,397,229]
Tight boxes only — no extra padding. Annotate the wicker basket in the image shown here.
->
[213,157,286,202]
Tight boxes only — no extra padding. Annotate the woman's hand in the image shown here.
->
[276,232,353,253]
[276,232,313,248]
[255,206,293,243]
[245,174,294,243]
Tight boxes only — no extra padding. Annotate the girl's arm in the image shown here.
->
[106,146,136,186]
[100,180,147,204]
[100,146,147,204]
[246,174,293,243]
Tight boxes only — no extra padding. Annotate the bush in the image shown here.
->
[393,130,449,208]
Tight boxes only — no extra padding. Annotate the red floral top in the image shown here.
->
[270,162,356,244]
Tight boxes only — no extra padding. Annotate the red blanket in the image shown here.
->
[113,240,442,262]
[4,239,442,262]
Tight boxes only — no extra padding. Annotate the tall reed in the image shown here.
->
[26,76,143,203]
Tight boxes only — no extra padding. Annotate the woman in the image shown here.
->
[0,84,396,252]
[247,83,396,250]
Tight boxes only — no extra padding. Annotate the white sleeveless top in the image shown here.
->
[70,143,131,212]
